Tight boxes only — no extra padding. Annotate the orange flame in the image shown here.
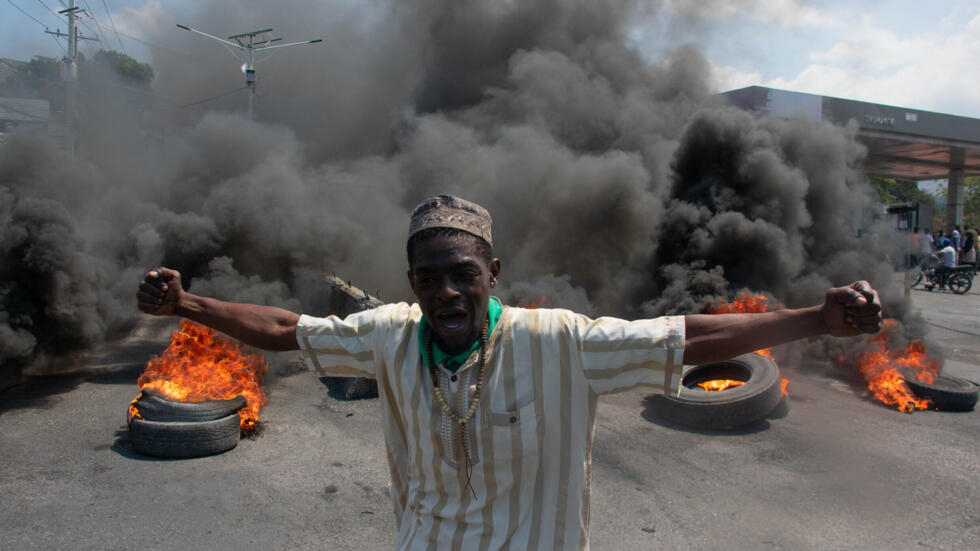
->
[856,319,937,412]
[780,378,789,397]
[132,320,269,432]
[705,291,770,316]
[697,379,746,391]
[127,400,141,420]
[521,296,547,309]
[705,290,777,362]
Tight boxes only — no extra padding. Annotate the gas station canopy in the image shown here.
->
[720,86,980,181]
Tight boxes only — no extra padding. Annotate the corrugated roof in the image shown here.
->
[0,58,27,83]
[0,96,50,122]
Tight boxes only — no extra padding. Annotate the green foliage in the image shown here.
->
[0,56,61,101]
[870,177,937,207]
[929,178,980,231]
[92,50,153,86]
[0,51,153,111]
[14,56,61,87]
[963,177,980,230]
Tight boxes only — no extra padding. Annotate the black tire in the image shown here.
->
[947,273,972,295]
[133,388,247,422]
[650,353,782,430]
[910,270,924,288]
[321,376,379,400]
[128,413,241,458]
[342,377,379,400]
[905,375,978,411]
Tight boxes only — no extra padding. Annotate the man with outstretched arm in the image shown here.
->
[137,195,882,550]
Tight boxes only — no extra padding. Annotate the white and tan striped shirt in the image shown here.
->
[297,302,686,550]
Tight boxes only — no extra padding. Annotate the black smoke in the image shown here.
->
[0,0,923,383]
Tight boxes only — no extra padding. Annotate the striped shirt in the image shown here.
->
[297,303,687,550]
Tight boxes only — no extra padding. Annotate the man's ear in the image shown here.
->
[406,269,415,290]
[489,258,501,287]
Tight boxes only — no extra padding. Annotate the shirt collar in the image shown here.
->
[419,297,502,373]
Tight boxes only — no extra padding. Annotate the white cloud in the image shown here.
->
[760,11,980,117]
[115,1,174,39]
[708,59,763,92]
[664,0,836,28]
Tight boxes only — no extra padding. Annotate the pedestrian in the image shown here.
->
[137,194,883,550]
[961,229,977,273]
[952,225,962,250]
[908,227,922,267]
[921,228,935,257]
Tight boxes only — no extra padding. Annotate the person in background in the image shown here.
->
[927,237,957,291]
[921,228,935,258]
[908,227,922,267]
[952,225,962,250]
[961,229,977,274]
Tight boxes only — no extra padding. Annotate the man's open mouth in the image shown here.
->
[434,310,470,335]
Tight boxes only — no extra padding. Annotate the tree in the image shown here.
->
[0,56,63,111]
[929,177,980,231]
[959,177,980,230]
[91,49,153,87]
[869,177,938,206]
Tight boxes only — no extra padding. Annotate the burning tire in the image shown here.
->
[128,413,241,458]
[905,375,978,411]
[133,389,247,423]
[649,353,782,430]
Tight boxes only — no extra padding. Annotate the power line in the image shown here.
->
[11,0,69,55]
[49,34,68,54]
[79,1,107,40]
[42,0,98,157]
[112,29,196,59]
[6,0,48,27]
[155,86,246,112]
[176,23,321,120]
[99,0,125,54]
[35,0,63,22]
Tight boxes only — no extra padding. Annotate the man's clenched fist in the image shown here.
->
[137,267,183,316]
[821,280,883,337]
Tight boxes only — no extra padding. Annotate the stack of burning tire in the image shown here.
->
[128,389,246,458]
[125,272,382,458]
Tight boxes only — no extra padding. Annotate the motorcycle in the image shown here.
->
[910,255,973,294]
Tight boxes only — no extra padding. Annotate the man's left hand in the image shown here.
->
[821,281,883,337]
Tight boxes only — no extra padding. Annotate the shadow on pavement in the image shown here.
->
[0,339,159,416]
[110,426,246,461]
[109,427,169,461]
[0,374,89,415]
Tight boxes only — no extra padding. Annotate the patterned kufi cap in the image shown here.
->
[408,195,493,246]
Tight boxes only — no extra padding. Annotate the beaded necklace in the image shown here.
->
[425,317,489,496]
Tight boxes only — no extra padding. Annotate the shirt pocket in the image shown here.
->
[485,399,540,465]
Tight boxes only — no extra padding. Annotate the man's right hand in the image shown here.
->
[137,267,183,316]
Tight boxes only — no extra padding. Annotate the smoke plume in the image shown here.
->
[0,0,922,381]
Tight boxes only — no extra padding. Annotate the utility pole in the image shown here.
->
[176,25,322,120]
[45,0,98,157]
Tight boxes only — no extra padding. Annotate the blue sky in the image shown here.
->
[4,0,980,121]
[628,0,980,119]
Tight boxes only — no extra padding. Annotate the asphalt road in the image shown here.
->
[1,278,978,550]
